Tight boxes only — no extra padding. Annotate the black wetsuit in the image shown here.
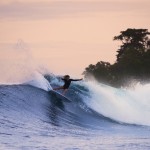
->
[61,78,81,89]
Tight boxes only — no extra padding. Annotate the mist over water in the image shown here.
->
[0,40,34,84]
[0,40,52,87]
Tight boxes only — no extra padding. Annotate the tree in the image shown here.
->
[83,28,150,87]
[83,61,112,84]
[113,28,150,80]
[114,28,150,62]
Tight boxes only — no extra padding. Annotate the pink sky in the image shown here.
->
[0,0,150,77]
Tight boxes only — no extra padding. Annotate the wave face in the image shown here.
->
[0,76,150,149]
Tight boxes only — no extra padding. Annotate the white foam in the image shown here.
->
[27,72,52,91]
[83,81,150,126]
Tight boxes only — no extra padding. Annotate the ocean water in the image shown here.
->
[0,74,150,150]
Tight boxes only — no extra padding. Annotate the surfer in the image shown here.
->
[53,75,83,95]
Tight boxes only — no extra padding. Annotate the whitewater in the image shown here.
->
[0,73,150,150]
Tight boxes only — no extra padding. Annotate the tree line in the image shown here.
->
[83,28,150,87]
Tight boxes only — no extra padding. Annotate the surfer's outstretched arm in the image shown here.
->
[71,78,83,81]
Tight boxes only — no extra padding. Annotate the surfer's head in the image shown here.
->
[64,75,70,80]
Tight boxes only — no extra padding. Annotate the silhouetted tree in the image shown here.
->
[113,28,150,80]
[114,28,150,62]
[83,61,112,84]
[83,28,150,87]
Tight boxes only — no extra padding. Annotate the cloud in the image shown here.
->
[0,1,149,20]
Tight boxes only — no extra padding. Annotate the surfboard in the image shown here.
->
[49,90,72,102]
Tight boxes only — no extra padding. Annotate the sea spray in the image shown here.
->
[0,40,35,84]
[0,40,52,91]
[27,72,52,91]
[83,81,150,126]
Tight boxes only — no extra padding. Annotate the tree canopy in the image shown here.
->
[83,28,150,87]
[114,28,150,62]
